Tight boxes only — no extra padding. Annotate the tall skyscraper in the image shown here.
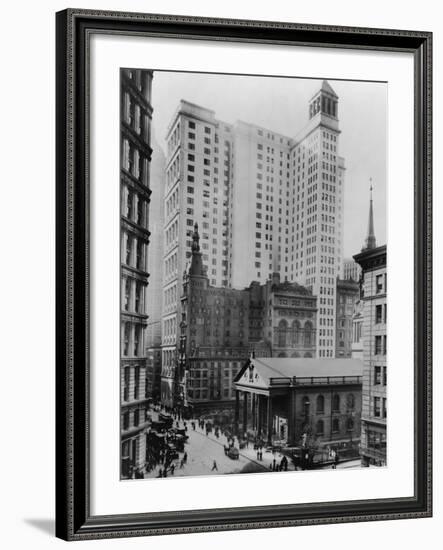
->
[353,186,387,466]
[160,81,345,403]
[161,102,235,405]
[120,69,154,478]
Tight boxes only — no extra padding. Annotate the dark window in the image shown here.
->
[303,396,310,417]
[374,397,381,417]
[316,394,324,413]
[123,323,130,356]
[376,274,384,293]
[332,394,340,412]
[123,367,130,401]
[374,366,381,385]
[134,366,140,399]
[375,335,382,355]
[332,418,340,432]
[133,409,140,427]
[346,393,355,409]
[316,419,324,435]
[376,304,383,324]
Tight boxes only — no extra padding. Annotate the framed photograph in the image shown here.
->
[55,9,432,541]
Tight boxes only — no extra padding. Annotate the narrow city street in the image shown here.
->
[143,409,297,478]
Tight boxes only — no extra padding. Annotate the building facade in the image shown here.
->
[161,102,235,405]
[335,278,360,358]
[171,225,317,418]
[353,187,387,466]
[343,258,362,281]
[234,358,362,450]
[120,69,154,478]
[350,297,364,360]
[145,135,166,401]
[161,81,345,399]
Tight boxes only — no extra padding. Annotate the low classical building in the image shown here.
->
[233,357,362,449]
[172,224,317,420]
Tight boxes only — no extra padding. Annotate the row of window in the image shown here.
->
[122,323,143,357]
[122,408,149,430]
[122,365,145,401]
[303,393,355,415]
[123,187,146,226]
[314,417,354,436]
[122,139,148,185]
[123,277,144,314]
[123,233,146,271]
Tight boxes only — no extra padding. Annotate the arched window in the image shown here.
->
[332,418,340,433]
[316,395,325,413]
[347,417,354,431]
[278,319,287,347]
[291,352,300,358]
[303,396,310,417]
[304,321,313,346]
[316,419,324,435]
[332,394,340,412]
[277,352,287,358]
[304,352,313,358]
[292,320,301,345]
[347,393,355,410]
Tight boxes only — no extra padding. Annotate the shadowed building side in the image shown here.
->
[120,69,154,479]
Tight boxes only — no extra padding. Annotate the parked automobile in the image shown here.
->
[227,446,239,460]
[159,413,173,429]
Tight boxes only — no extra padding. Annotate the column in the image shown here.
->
[257,395,262,437]
[287,388,297,446]
[252,393,256,431]
[267,394,273,445]
[234,390,240,435]
[243,392,248,435]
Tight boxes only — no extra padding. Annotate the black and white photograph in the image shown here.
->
[120,69,387,480]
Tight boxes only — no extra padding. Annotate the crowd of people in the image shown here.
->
[129,404,334,479]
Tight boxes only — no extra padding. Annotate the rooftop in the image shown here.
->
[235,357,363,387]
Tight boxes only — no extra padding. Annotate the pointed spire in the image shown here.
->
[321,80,338,98]
[362,179,376,250]
[189,223,206,277]
[191,222,200,253]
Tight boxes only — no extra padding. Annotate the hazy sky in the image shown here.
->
[150,71,387,258]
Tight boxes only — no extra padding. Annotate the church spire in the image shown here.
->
[189,223,205,277]
[362,179,376,250]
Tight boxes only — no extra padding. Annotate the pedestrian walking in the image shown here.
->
[183,452,188,463]
[211,460,218,471]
